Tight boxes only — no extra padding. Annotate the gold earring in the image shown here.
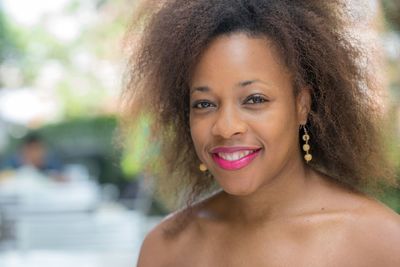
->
[199,163,208,172]
[302,125,312,163]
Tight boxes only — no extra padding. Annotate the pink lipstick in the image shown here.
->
[210,147,261,171]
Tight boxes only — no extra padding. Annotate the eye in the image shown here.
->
[191,100,215,109]
[244,94,268,104]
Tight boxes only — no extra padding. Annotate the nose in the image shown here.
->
[211,104,247,139]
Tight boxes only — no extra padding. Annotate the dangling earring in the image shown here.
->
[302,125,312,163]
[199,163,208,172]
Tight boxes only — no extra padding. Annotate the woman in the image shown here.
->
[123,0,400,266]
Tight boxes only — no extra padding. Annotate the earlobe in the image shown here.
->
[296,87,311,124]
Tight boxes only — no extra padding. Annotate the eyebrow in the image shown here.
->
[190,79,269,94]
[238,79,261,87]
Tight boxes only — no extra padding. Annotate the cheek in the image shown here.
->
[189,117,208,155]
[251,103,299,147]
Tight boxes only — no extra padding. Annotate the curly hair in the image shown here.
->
[122,0,396,209]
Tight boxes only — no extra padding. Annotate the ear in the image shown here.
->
[296,87,311,125]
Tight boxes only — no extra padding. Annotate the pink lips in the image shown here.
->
[210,146,262,171]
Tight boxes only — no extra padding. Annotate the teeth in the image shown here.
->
[217,150,255,161]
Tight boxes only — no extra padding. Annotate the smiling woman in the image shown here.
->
[122,0,400,266]
[189,34,307,197]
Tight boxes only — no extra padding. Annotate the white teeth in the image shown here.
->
[217,150,255,161]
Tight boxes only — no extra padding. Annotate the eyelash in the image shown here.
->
[244,94,268,104]
[191,94,268,109]
[192,101,215,109]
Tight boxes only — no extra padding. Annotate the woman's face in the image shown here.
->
[189,33,310,196]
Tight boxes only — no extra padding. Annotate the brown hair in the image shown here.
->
[121,0,396,209]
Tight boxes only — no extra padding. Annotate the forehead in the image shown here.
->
[189,33,291,91]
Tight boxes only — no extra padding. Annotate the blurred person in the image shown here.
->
[1,132,64,180]
[123,1,400,266]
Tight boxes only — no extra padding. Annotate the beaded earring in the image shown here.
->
[302,125,312,163]
[199,163,208,172]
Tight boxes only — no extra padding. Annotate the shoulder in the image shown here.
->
[136,211,185,266]
[137,192,223,266]
[306,176,400,266]
[340,198,400,266]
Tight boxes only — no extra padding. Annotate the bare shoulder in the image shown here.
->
[309,175,400,266]
[136,215,169,266]
[343,197,400,266]
[136,210,186,267]
[136,193,220,267]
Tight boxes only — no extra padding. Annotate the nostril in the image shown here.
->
[211,107,248,138]
[211,121,247,139]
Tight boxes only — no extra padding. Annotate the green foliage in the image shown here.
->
[382,0,400,31]
[120,116,160,179]
[0,9,25,85]
[381,188,400,213]
[1,0,131,114]
[0,10,10,62]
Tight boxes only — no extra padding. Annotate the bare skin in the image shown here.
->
[139,175,400,267]
[137,33,400,266]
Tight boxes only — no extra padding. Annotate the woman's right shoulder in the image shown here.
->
[136,212,179,266]
[136,208,197,266]
[136,191,225,266]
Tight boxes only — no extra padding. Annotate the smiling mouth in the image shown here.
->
[211,148,262,171]
[216,150,258,161]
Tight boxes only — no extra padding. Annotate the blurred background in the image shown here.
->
[0,0,167,266]
[0,0,398,266]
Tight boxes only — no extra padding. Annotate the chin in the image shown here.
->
[218,181,258,197]
[213,170,262,197]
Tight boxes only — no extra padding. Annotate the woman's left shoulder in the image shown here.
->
[354,198,400,236]
[344,198,400,266]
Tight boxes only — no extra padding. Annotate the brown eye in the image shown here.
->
[245,95,267,104]
[192,100,215,109]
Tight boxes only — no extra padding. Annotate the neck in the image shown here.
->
[218,158,318,225]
